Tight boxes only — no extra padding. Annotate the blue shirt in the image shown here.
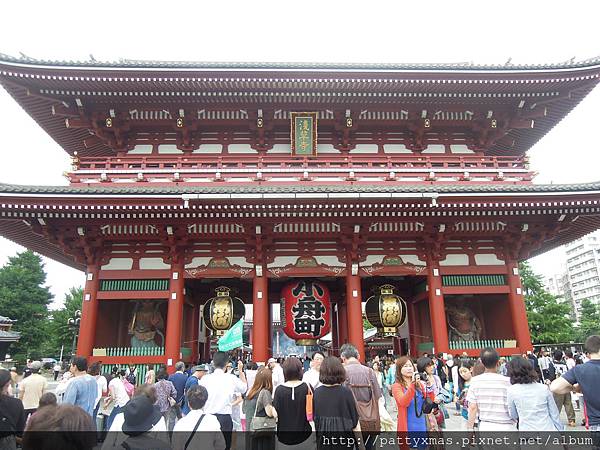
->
[562,359,600,426]
[63,374,98,417]
[507,383,562,431]
[181,375,199,415]
[169,371,188,403]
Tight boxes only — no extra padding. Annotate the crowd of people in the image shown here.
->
[0,335,598,449]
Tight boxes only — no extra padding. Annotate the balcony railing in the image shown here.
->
[68,154,532,184]
[449,339,517,350]
[93,346,165,357]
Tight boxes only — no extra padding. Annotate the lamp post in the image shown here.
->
[67,310,81,359]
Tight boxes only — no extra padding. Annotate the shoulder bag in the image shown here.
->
[347,381,381,433]
[305,382,314,422]
[251,390,277,436]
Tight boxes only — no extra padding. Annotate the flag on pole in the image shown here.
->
[218,318,244,352]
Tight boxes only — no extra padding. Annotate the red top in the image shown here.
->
[392,381,434,432]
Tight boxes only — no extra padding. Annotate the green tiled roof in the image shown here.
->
[1,181,600,197]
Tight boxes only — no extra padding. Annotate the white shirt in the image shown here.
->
[172,408,225,450]
[199,369,246,415]
[466,372,514,425]
[302,368,322,389]
[109,377,130,407]
[95,375,108,407]
[271,364,285,392]
[566,357,576,370]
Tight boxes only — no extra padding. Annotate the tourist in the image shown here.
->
[144,365,156,385]
[392,356,433,447]
[466,347,516,431]
[88,362,108,421]
[9,367,18,397]
[340,343,382,449]
[506,356,562,431]
[268,357,285,393]
[23,404,96,450]
[456,359,474,425]
[546,350,576,427]
[372,361,385,393]
[272,357,312,448]
[242,367,277,450]
[301,351,324,390]
[313,356,362,450]
[172,385,224,450]
[182,364,209,415]
[303,355,311,373]
[52,362,61,381]
[37,392,57,410]
[63,357,99,417]
[538,350,553,382]
[199,351,247,450]
[499,357,508,376]
[245,361,259,393]
[0,369,26,449]
[125,365,137,385]
[551,335,600,438]
[168,361,188,420]
[105,367,130,430]
[102,384,168,450]
[114,395,170,450]
[153,367,178,429]
[416,356,451,428]
[18,360,47,419]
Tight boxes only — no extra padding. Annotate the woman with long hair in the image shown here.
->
[507,356,562,431]
[313,356,362,450]
[0,369,26,450]
[456,359,474,426]
[391,356,434,448]
[243,367,277,450]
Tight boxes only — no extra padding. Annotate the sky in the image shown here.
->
[0,1,599,307]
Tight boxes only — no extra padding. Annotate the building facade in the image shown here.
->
[1,54,599,371]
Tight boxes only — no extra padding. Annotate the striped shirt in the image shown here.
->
[466,372,514,425]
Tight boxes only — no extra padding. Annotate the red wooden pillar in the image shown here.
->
[77,264,100,358]
[345,263,365,363]
[506,261,533,352]
[338,300,348,346]
[191,303,200,363]
[407,300,418,356]
[252,266,269,363]
[427,258,449,354]
[331,303,339,356]
[165,260,185,373]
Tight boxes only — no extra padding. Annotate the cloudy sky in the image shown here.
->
[0,1,598,307]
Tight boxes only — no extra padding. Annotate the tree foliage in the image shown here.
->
[577,298,600,341]
[520,262,575,344]
[0,251,53,360]
[45,287,83,358]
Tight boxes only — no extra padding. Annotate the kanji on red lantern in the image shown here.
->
[281,280,331,345]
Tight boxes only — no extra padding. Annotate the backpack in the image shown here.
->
[123,378,135,397]
[544,361,557,382]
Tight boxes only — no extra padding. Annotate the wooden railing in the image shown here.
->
[68,154,533,184]
[93,346,165,357]
[449,339,517,350]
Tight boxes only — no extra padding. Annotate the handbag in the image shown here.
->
[305,383,314,422]
[250,390,277,436]
[347,381,381,433]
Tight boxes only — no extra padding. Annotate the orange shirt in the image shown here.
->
[391,381,434,432]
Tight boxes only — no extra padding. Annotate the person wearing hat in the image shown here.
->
[18,360,47,419]
[117,395,171,450]
[182,364,210,415]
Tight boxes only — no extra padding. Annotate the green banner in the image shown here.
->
[218,319,244,351]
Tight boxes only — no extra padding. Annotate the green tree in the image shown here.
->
[520,262,575,344]
[0,251,53,360]
[44,287,83,357]
[576,298,600,341]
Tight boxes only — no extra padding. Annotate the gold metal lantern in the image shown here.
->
[365,284,407,336]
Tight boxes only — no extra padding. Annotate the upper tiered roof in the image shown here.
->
[1,53,599,159]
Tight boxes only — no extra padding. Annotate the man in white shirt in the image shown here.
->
[173,385,225,450]
[467,347,516,432]
[199,351,247,450]
[302,351,324,389]
[268,357,285,393]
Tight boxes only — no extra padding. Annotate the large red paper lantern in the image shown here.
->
[280,280,331,345]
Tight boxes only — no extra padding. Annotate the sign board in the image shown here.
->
[218,318,244,351]
[291,112,318,156]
